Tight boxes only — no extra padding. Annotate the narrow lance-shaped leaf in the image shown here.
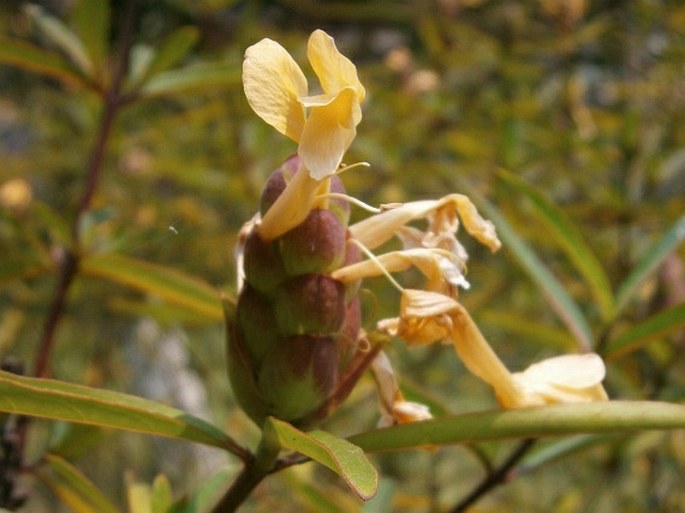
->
[0,38,86,86]
[39,454,121,513]
[497,168,615,321]
[80,253,224,321]
[615,214,685,316]
[71,0,110,81]
[0,370,245,455]
[23,3,93,77]
[133,26,200,89]
[264,417,378,501]
[605,301,685,358]
[138,62,241,98]
[349,401,685,453]
[474,194,594,351]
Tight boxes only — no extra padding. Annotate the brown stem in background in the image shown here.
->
[449,438,536,513]
[33,0,140,379]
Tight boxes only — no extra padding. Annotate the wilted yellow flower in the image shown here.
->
[333,195,500,297]
[379,289,608,409]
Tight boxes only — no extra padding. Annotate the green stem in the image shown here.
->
[210,437,280,513]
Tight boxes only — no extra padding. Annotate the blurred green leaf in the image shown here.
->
[497,168,615,321]
[474,194,594,351]
[518,434,622,475]
[0,259,49,287]
[70,0,110,80]
[0,370,240,452]
[80,253,224,321]
[151,475,174,513]
[138,62,240,98]
[23,3,93,77]
[362,479,397,513]
[605,301,685,358]
[0,38,86,86]
[179,466,233,513]
[615,214,685,316]
[40,453,121,513]
[479,310,576,350]
[349,401,685,452]
[264,417,378,501]
[133,26,200,89]
[127,479,152,513]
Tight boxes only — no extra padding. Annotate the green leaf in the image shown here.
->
[349,401,685,453]
[0,38,85,86]
[80,253,224,321]
[518,434,622,475]
[615,214,685,316]
[605,301,685,358]
[71,0,110,80]
[134,26,200,88]
[40,453,121,513]
[151,475,174,513]
[264,418,378,501]
[23,3,93,77]
[180,466,233,513]
[479,310,576,351]
[475,194,594,351]
[0,370,242,453]
[138,62,240,98]
[497,169,615,321]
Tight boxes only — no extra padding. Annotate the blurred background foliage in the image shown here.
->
[1,0,684,511]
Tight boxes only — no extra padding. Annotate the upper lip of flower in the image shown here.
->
[242,29,365,181]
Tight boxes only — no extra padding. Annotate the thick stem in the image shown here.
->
[210,438,280,513]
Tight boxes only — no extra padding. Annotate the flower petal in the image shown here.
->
[299,87,360,180]
[349,194,500,252]
[510,353,609,406]
[243,38,307,142]
[308,29,365,102]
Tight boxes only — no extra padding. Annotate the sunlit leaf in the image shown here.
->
[71,0,110,81]
[497,168,615,321]
[0,38,85,86]
[615,214,685,315]
[605,301,685,359]
[264,417,378,500]
[80,253,224,321]
[127,479,152,513]
[349,401,685,453]
[474,194,594,351]
[0,370,243,453]
[23,3,93,77]
[40,453,121,513]
[138,62,240,98]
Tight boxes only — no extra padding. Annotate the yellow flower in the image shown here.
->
[243,29,365,181]
[379,289,608,409]
[242,30,365,241]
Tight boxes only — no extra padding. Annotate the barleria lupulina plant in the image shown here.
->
[228,29,609,435]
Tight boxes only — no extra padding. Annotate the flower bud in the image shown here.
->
[227,156,367,428]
